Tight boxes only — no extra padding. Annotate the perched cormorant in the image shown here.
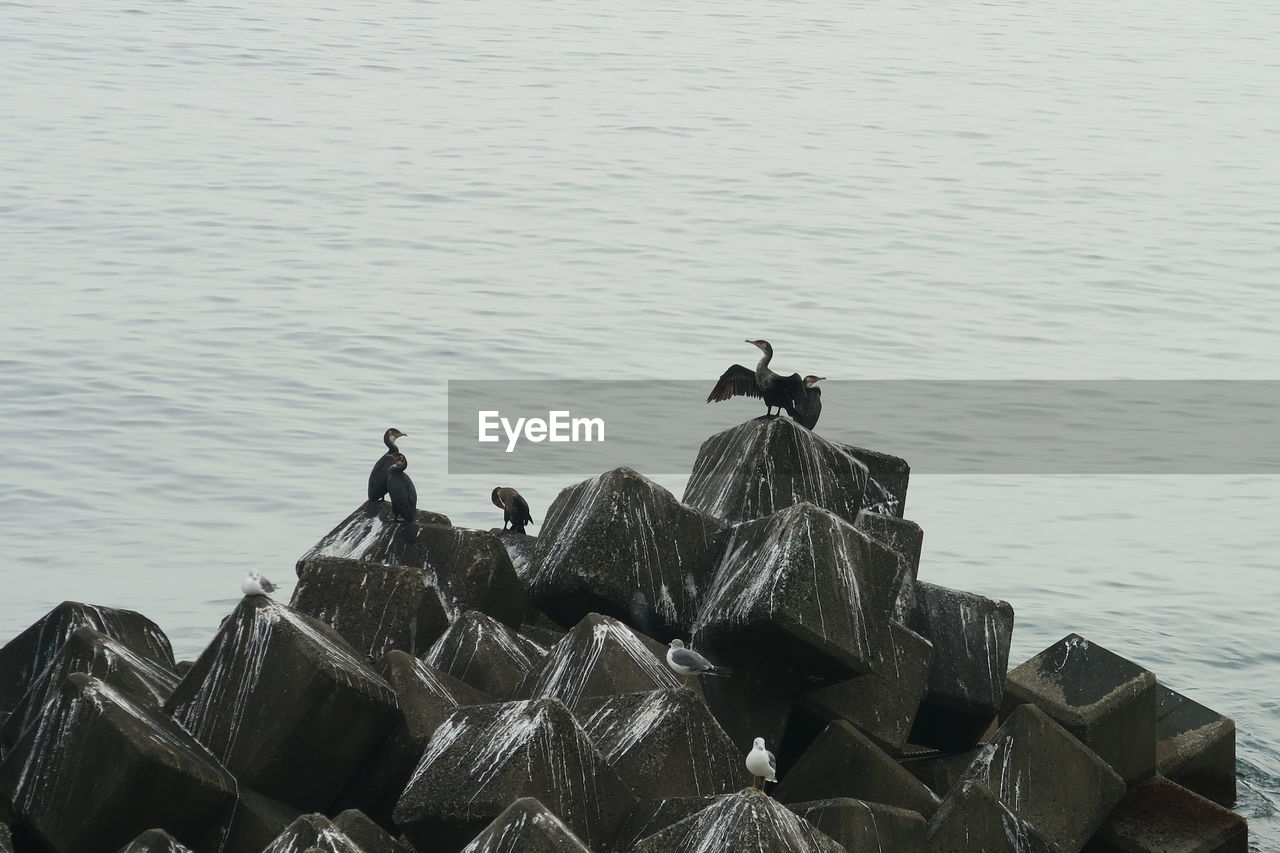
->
[387,453,418,536]
[746,737,778,792]
[491,487,534,535]
[707,340,806,419]
[241,572,279,597]
[794,375,826,431]
[368,428,407,503]
[666,639,733,678]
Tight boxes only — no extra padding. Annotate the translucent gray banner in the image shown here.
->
[446,380,1279,476]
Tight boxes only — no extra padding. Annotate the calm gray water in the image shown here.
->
[2,0,1277,844]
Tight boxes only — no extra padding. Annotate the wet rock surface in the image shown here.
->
[529,466,727,639]
[291,556,450,659]
[165,596,400,811]
[684,417,869,525]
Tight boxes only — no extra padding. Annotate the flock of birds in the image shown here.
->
[238,340,823,793]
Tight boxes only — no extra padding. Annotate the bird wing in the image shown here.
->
[261,578,278,593]
[405,472,418,509]
[512,492,534,523]
[707,364,760,403]
[368,454,393,501]
[768,750,777,773]
[670,647,714,671]
[776,372,807,415]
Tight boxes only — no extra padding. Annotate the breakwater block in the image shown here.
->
[854,509,922,619]
[1,625,179,747]
[629,791,845,853]
[899,746,982,798]
[694,502,902,685]
[908,581,1015,749]
[529,466,727,639]
[699,670,795,761]
[683,417,869,526]
[1156,683,1237,807]
[838,443,911,517]
[199,787,300,853]
[578,687,748,799]
[262,813,363,853]
[165,596,399,812]
[0,673,235,853]
[116,829,194,853]
[789,797,929,853]
[608,795,721,852]
[958,703,1126,852]
[1082,776,1248,853]
[338,650,491,824]
[1002,634,1157,784]
[927,780,1064,853]
[793,621,933,754]
[774,720,941,817]
[527,613,686,712]
[424,610,547,700]
[493,530,538,581]
[291,556,450,659]
[299,505,527,628]
[459,798,593,853]
[392,698,635,852]
[0,601,175,715]
[333,809,411,853]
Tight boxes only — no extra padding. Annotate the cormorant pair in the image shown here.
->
[707,340,825,429]
[366,428,535,535]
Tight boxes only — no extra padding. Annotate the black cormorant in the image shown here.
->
[492,487,534,534]
[707,340,806,418]
[387,453,418,536]
[368,428,407,503]
[794,375,826,431]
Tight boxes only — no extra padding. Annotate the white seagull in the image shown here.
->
[666,639,733,678]
[241,572,280,597]
[746,737,778,792]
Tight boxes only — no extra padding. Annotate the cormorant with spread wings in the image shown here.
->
[706,340,807,419]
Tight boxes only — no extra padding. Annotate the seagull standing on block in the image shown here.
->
[666,639,733,678]
[746,737,778,793]
[241,572,279,597]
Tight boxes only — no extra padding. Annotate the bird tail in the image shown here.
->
[707,666,734,678]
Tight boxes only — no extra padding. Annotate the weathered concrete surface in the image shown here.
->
[629,791,846,853]
[0,673,236,853]
[165,596,400,811]
[579,688,748,799]
[958,704,1127,853]
[458,798,594,853]
[789,797,929,853]
[774,720,940,818]
[116,829,194,853]
[333,809,411,853]
[393,698,636,853]
[2,626,180,747]
[0,601,175,715]
[928,780,1065,853]
[298,505,527,628]
[694,502,902,685]
[1082,777,1248,853]
[529,467,727,639]
[793,621,933,754]
[198,788,301,853]
[853,510,922,620]
[908,581,1015,750]
[899,746,982,798]
[699,671,796,768]
[1156,684,1237,807]
[838,444,910,518]
[608,795,722,852]
[683,417,870,526]
[0,823,11,853]
[1003,634,1157,784]
[493,530,538,581]
[262,813,363,853]
[424,610,548,700]
[291,556,450,659]
[338,650,491,824]
[527,613,686,712]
